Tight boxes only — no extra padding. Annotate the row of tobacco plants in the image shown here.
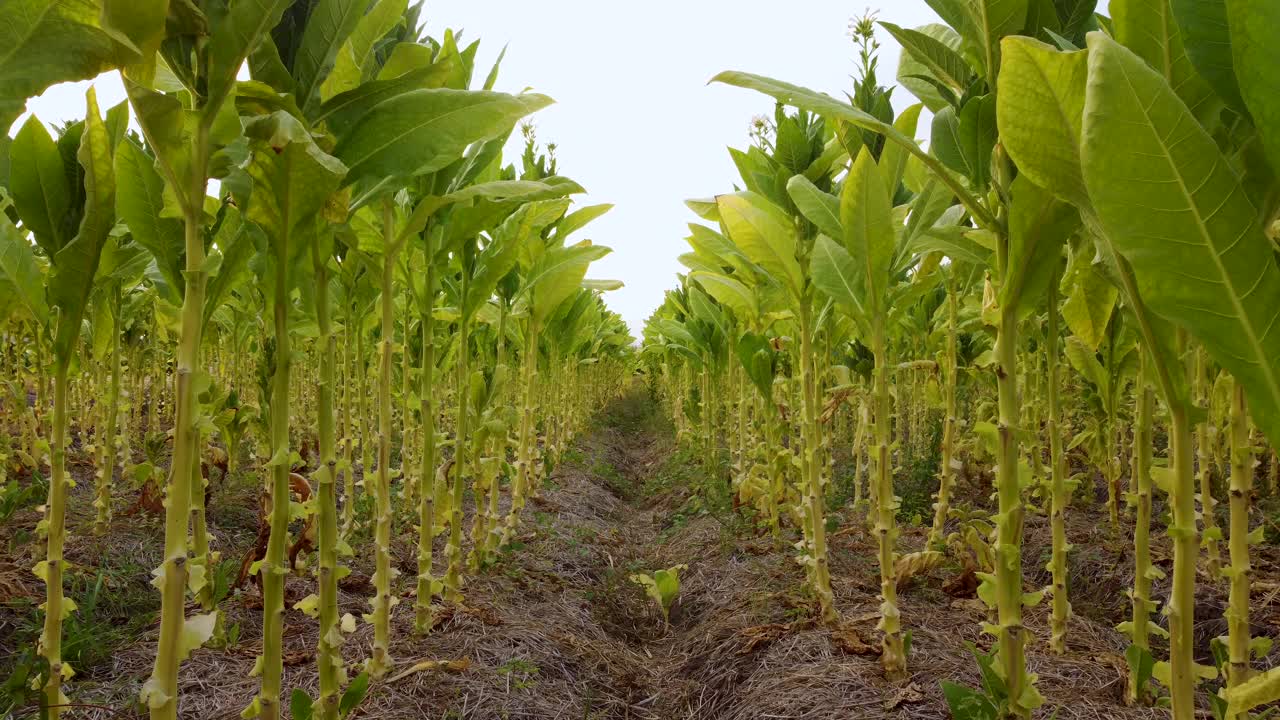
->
[0,1,632,719]
[642,2,1280,718]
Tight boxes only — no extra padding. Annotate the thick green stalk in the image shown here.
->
[146,126,209,720]
[400,279,414,509]
[799,302,836,625]
[994,304,1029,718]
[928,280,959,548]
[1225,379,1253,709]
[1196,349,1221,578]
[1046,279,1071,655]
[444,267,471,604]
[312,243,343,720]
[340,305,355,534]
[40,362,70,716]
[1167,402,1197,720]
[504,316,538,542]
[190,427,213,613]
[871,330,904,677]
[1128,351,1156,701]
[258,249,293,720]
[368,202,399,678]
[94,290,123,535]
[414,250,438,633]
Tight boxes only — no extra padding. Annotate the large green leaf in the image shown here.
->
[997,36,1089,206]
[49,88,114,362]
[735,332,779,402]
[1170,0,1243,113]
[810,234,869,332]
[785,175,842,241]
[1002,175,1077,319]
[1061,260,1117,350]
[244,112,347,269]
[101,0,167,82]
[203,208,256,325]
[966,0,1030,79]
[896,24,967,112]
[1111,0,1216,120]
[555,204,613,243]
[206,0,294,114]
[333,89,552,185]
[9,116,71,254]
[882,21,975,94]
[0,0,134,130]
[0,217,49,325]
[294,0,375,114]
[1081,32,1280,446]
[320,0,406,102]
[1065,336,1109,394]
[1226,0,1280,176]
[115,139,185,295]
[467,199,569,316]
[525,242,611,323]
[839,150,895,314]
[879,104,923,198]
[689,271,756,319]
[716,192,802,300]
[932,94,996,188]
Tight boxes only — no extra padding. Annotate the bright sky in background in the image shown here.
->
[15,1,985,336]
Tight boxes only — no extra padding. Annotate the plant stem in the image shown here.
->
[1225,378,1254,712]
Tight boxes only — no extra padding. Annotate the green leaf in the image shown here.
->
[710,70,996,230]
[785,175,842,241]
[0,0,135,130]
[1002,175,1076,319]
[997,36,1089,207]
[467,200,568,316]
[334,89,552,186]
[810,234,869,331]
[940,681,999,720]
[880,21,976,93]
[735,332,778,401]
[1081,32,1280,448]
[9,116,71,254]
[244,112,347,271]
[839,149,895,314]
[555,203,613,242]
[101,0,167,83]
[339,672,369,716]
[0,217,49,325]
[321,0,407,102]
[50,87,115,363]
[689,271,756,319]
[967,0,1030,79]
[879,104,923,197]
[289,689,313,720]
[1170,0,1243,113]
[206,0,294,115]
[1226,0,1280,175]
[932,94,997,188]
[896,24,967,112]
[525,242,611,323]
[115,139,185,295]
[1066,336,1109,392]
[1111,0,1217,120]
[1061,261,1117,350]
[294,0,375,114]
[716,192,803,300]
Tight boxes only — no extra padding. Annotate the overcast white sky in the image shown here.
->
[15,1,954,335]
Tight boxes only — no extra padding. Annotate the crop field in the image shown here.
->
[1,1,1279,719]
